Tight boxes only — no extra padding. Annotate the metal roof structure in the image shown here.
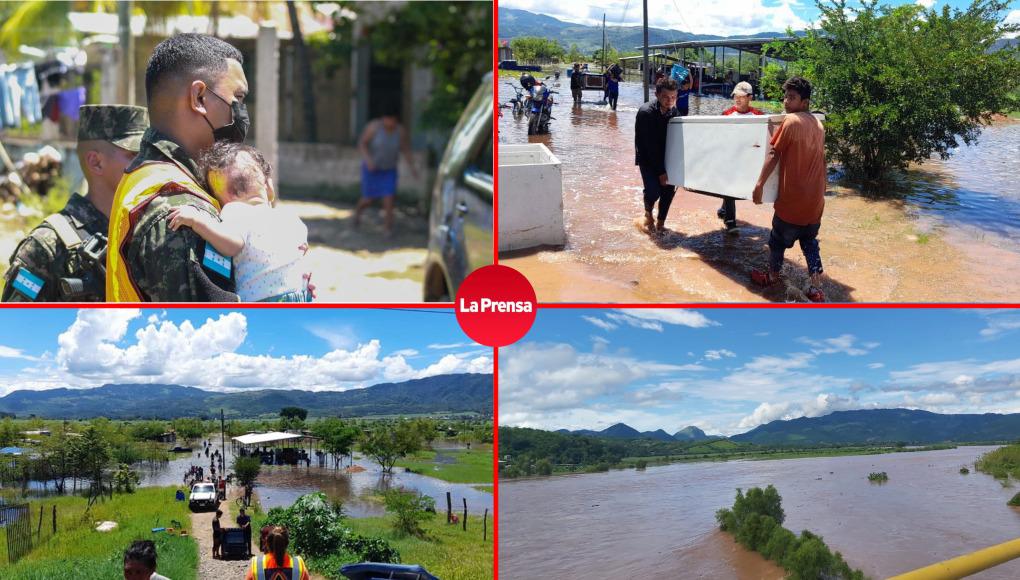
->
[232,432,305,446]
[641,36,801,55]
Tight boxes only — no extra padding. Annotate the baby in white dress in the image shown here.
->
[168,142,312,302]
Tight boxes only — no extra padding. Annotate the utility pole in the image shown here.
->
[602,13,606,72]
[642,0,649,102]
[220,409,225,464]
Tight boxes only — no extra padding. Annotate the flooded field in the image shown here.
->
[3,440,491,518]
[497,76,1020,302]
[499,446,1020,579]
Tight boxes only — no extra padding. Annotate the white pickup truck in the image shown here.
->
[189,482,218,511]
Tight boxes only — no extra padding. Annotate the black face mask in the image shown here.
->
[202,89,249,144]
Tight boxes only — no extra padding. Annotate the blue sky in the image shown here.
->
[500,0,1020,38]
[499,308,1020,436]
[0,308,490,396]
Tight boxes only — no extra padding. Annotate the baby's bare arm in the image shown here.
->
[168,206,245,257]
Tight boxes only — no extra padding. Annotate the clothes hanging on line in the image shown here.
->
[0,63,43,128]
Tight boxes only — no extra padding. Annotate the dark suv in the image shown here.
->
[423,74,493,301]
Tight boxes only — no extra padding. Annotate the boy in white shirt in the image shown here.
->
[168,142,312,302]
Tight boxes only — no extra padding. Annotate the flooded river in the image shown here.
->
[497,77,1020,302]
[499,446,1020,579]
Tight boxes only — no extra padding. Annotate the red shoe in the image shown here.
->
[751,269,781,288]
[805,286,826,303]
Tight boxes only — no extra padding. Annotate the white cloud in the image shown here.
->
[427,342,474,350]
[704,349,736,361]
[868,362,885,369]
[582,316,617,332]
[976,309,1020,339]
[0,311,491,396]
[0,345,36,361]
[798,334,877,356]
[1004,10,1020,39]
[605,309,717,332]
[499,341,703,419]
[916,0,936,9]
[306,324,357,350]
[737,393,863,429]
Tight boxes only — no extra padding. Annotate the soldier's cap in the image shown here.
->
[77,105,149,152]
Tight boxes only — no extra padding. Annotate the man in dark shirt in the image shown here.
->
[634,77,680,233]
[237,507,252,556]
[570,63,583,105]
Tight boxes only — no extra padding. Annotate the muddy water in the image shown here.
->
[3,441,490,518]
[497,78,1020,302]
[498,446,1020,579]
[137,443,491,517]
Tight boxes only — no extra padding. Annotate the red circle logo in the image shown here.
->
[455,265,537,347]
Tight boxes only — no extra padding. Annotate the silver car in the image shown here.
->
[423,73,494,301]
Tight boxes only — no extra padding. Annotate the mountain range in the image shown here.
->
[555,409,1020,446]
[500,8,1019,55]
[498,8,793,53]
[0,374,493,420]
[557,423,711,442]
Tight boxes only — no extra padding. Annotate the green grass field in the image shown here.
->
[344,513,492,580]
[0,487,197,580]
[395,447,493,484]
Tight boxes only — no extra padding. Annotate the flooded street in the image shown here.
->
[498,446,1020,579]
[136,441,491,517]
[2,440,490,519]
[497,76,1020,302]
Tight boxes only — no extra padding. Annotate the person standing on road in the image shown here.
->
[634,77,680,234]
[353,111,418,237]
[237,507,253,557]
[571,63,583,105]
[212,509,223,560]
[245,526,309,580]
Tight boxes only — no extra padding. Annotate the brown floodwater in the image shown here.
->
[497,77,1020,302]
[3,440,491,518]
[498,446,1020,579]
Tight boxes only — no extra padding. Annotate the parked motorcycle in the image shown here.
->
[506,82,526,118]
[526,77,556,135]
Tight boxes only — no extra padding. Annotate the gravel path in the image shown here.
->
[191,485,252,580]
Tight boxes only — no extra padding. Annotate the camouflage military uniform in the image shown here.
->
[2,195,109,301]
[117,128,237,301]
[2,105,147,302]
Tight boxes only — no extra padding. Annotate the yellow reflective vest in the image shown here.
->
[106,161,220,302]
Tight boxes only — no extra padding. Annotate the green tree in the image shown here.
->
[0,417,19,447]
[383,489,436,538]
[566,43,585,64]
[361,421,423,474]
[353,1,492,131]
[233,456,262,489]
[312,418,360,469]
[510,36,565,63]
[69,426,111,505]
[535,458,553,476]
[171,418,205,441]
[791,0,1020,179]
[113,463,141,493]
[280,407,308,422]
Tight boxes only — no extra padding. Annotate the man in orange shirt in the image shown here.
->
[750,77,827,302]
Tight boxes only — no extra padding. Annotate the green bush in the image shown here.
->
[263,492,347,558]
[383,489,436,538]
[867,471,889,482]
[635,460,648,470]
[1009,492,1020,507]
[536,459,553,476]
